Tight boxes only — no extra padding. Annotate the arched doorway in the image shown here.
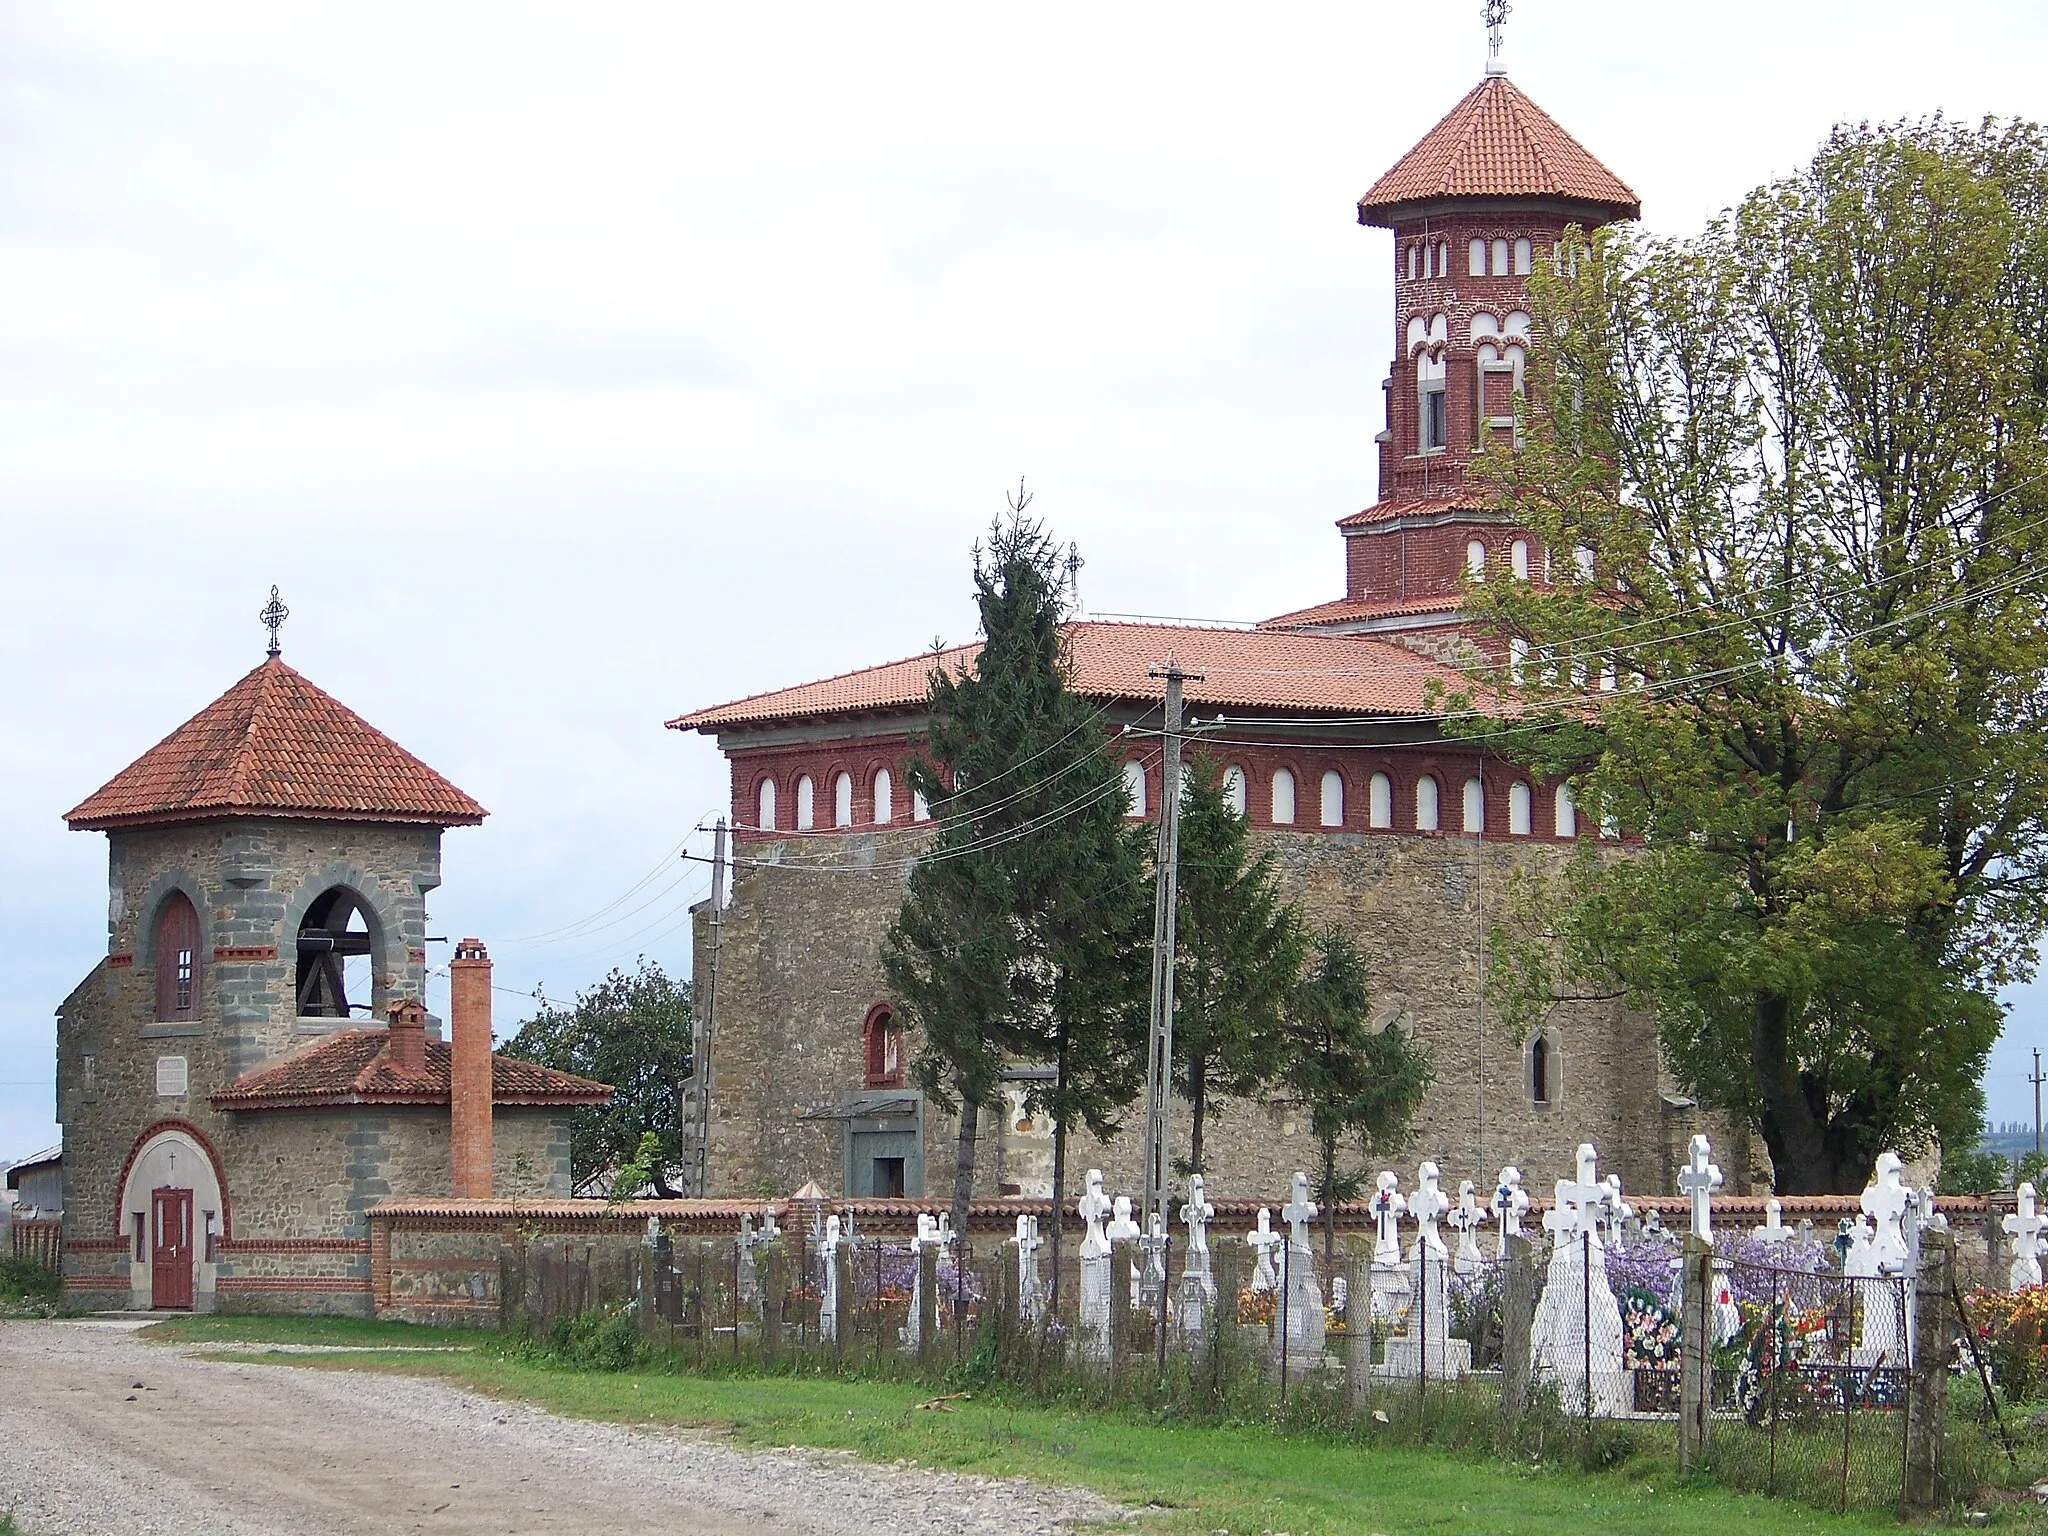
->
[118,1124,226,1311]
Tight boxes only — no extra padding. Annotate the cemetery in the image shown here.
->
[478,1133,2048,1519]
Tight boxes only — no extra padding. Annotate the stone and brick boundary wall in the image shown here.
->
[366,1193,1996,1326]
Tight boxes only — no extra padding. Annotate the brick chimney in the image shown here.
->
[386,997,428,1073]
[449,937,494,1198]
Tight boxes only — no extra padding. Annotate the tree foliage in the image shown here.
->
[1468,116,2048,1191]
[884,493,1152,1247]
[1170,754,1303,1175]
[506,957,692,1196]
[1278,925,1432,1259]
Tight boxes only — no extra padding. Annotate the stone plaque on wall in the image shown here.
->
[155,1055,189,1097]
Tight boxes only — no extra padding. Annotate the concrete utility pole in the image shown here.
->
[1141,658,1200,1239]
[2033,1047,2044,1160]
[689,818,728,1197]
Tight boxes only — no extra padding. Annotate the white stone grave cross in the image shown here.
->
[1078,1169,1112,1260]
[1752,1198,1790,1245]
[1281,1170,1318,1253]
[736,1211,760,1303]
[1860,1151,1911,1273]
[758,1206,781,1245]
[1246,1208,1282,1292]
[1447,1180,1489,1276]
[1410,1162,1449,1261]
[819,1214,843,1343]
[1107,1194,1141,1245]
[1491,1167,1528,1259]
[1600,1175,1632,1254]
[1369,1172,1408,1267]
[1141,1212,1169,1309]
[1543,1143,1609,1245]
[1014,1213,1044,1323]
[2006,1182,2047,1290]
[1677,1134,1722,1244]
[1181,1175,1215,1265]
[1177,1178,1217,1337]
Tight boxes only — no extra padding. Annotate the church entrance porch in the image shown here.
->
[150,1187,194,1309]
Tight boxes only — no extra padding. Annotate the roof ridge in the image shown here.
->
[665,640,978,730]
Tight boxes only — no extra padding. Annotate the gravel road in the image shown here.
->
[0,1320,1125,1536]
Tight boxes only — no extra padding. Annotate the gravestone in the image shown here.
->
[818,1213,843,1345]
[1277,1171,1326,1364]
[1530,1142,1629,1416]
[1601,1175,1632,1255]
[1246,1208,1282,1294]
[1178,1174,1217,1339]
[1448,1179,1489,1277]
[736,1212,760,1308]
[1678,1136,1722,1243]
[902,1212,939,1353]
[1751,1199,1789,1245]
[2005,1182,2046,1290]
[1141,1212,1169,1319]
[1849,1154,1911,1367]
[1491,1166,1529,1259]
[1014,1213,1045,1325]
[1107,1194,1142,1309]
[1078,1170,1114,1363]
[1385,1161,1469,1379]
[1368,1170,1411,1320]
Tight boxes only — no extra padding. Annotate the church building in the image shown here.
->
[53,633,609,1312]
[674,67,1745,1205]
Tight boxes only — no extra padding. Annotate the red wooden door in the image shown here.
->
[151,1187,194,1309]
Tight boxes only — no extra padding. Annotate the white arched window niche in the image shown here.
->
[913,789,931,823]
[1320,770,1345,828]
[1514,237,1532,275]
[1554,784,1578,838]
[1407,244,1420,280]
[1466,539,1487,578]
[1271,767,1297,826]
[1574,545,1597,580]
[1510,539,1530,580]
[1507,637,1530,678]
[1415,775,1440,832]
[1468,237,1486,276]
[1492,237,1510,276]
[1462,776,1485,834]
[756,777,777,832]
[1222,765,1248,818]
[1437,241,1449,276]
[795,775,815,831]
[1509,781,1533,836]
[872,768,893,825]
[833,771,854,828]
[1369,772,1393,829]
[1123,759,1148,820]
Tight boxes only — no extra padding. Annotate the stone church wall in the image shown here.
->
[692,820,1733,1211]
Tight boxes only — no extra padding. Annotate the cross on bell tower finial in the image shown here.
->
[259,585,289,657]
[1484,0,1511,74]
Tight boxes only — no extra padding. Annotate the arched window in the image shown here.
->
[295,887,373,1020]
[1369,772,1393,829]
[1437,241,1449,276]
[912,790,931,822]
[1508,637,1530,677]
[1271,767,1297,825]
[756,777,777,832]
[1554,784,1578,838]
[833,772,853,828]
[1574,545,1596,579]
[1530,1033,1553,1105]
[1510,539,1530,580]
[1514,237,1532,275]
[873,768,893,825]
[795,775,815,831]
[1462,776,1485,834]
[1509,781,1533,836]
[1123,759,1148,819]
[1222,765,1247,817]
[1492,237,1510,276]
[1466,539,1486,577]
[153,892,202,1023]
[863,1004,903,1089]
[1320,770,1345,828]
[1407,244,1420,280]
[1415,775,1440,831]
[1469,237,1486,276]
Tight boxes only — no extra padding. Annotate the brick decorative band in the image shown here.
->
[216,1276,372,1294]
[220,1238,370,1255]
[67,1237,130,1253]
[213,945,278,963]
[107,954,134,969]
[62,1276,131,1290]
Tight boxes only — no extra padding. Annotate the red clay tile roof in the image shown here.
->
[1260,593,1469,629]
[1358,75,1639,225]
[211,1029,611,1111]
[67,656,486,831]
[1337,493,1489,529]
[671,620,1477,732]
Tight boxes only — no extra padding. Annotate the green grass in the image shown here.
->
[0,1255,60,1310]
[138,1313,483,1349]
[183,1346,1951,1532]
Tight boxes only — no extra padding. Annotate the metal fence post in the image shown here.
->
[1678,1234,1713,1473]
[1903,1229,1954,1511]
[760,1241,783,1362]
[1501,1234,1534,1420]
[832,1241,853,1356]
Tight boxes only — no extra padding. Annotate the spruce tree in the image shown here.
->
[1171,755,1303,1175]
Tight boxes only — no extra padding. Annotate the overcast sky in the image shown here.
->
[5,2,2046,1165]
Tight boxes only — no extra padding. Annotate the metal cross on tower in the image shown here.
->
[1484,0,1512,70]
[258,585,289,656]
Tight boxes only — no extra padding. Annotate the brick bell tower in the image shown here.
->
[1270,49,1638,643]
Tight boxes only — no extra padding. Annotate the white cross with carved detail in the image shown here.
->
[1410,1161,1449,1259]
[1447,1179,1488,1272]
[1677,1134,1722,1244]
[1491,1167,1528,1258]
[1281,1170,1318,1251]
[1752,1198,1789,1245]
[758,1206,781,1244]
[1601,1174,1632,1253]
[1078,1169,1112,1258]
[1182,1174,1215,1259]
[1107,1193,1141,1245]
[1544,1142,1609,1242]
[1370,1171,1407,1265]
[1246,1208,1282,1289]
[2006,1182,2047,1286]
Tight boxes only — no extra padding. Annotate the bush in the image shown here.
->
[500,1304,646,1372]
[0,1255,60,1308]
[1963,1284,2048,1403]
